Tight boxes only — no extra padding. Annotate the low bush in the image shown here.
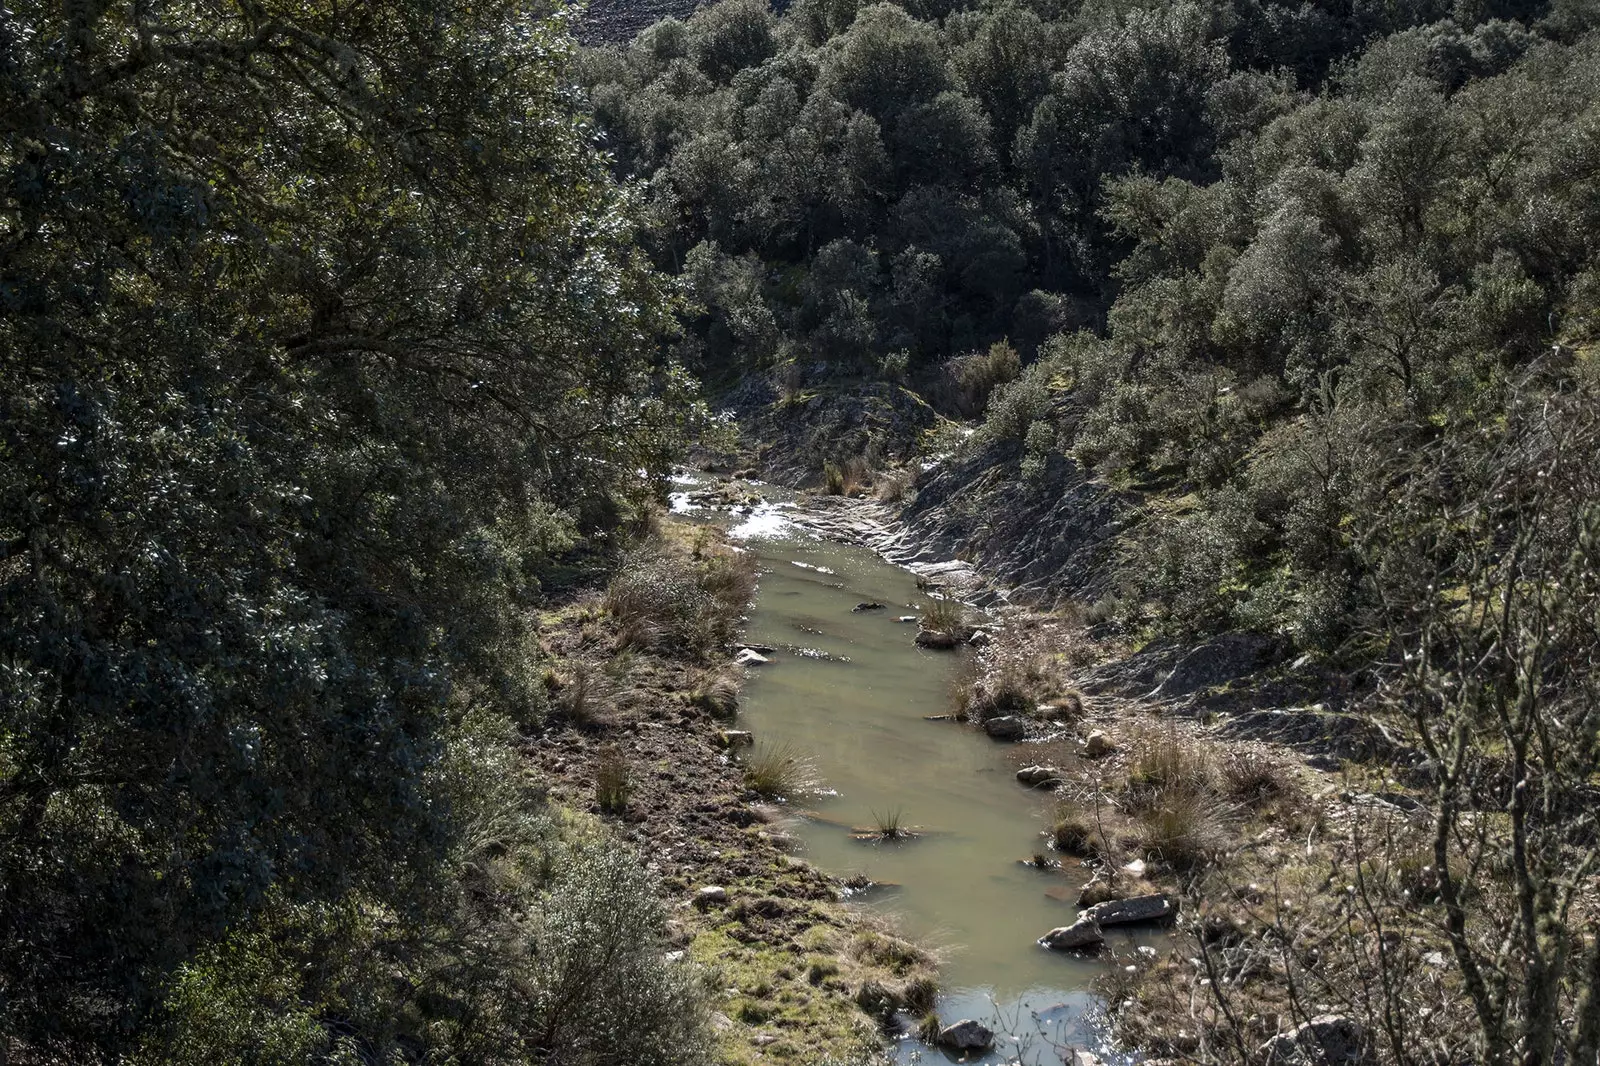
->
[605,540,757,657]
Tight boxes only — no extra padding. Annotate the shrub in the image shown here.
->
[605,541,756,656]
[742,742,821,799]
[528,837,713,1065]
[943,340,1021,418]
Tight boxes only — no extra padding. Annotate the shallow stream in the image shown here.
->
[678,478,1143,1064]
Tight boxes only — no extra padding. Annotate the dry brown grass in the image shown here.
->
[741,742,822,800]
[604,538,757,657]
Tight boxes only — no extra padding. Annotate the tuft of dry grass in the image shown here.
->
[1125,724,1219,805]
[875,468,914,503]
[920,595,965,635]
[823,457,868,496]
[1220,750,1294,805]
[595,743,631,815]
[1130,788,1232,870]
[690,669,740,718]
[1050,798,1105,857]
[559,660,609,726]
[742,742,822,800]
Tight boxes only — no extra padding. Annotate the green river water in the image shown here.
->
[676,477,1152,1064]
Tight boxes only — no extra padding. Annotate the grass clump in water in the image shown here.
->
[920,595,965,635]
[742,742,821,800]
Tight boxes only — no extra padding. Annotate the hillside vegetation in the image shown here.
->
[579,0,1600,649]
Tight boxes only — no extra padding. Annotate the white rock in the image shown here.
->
[735,648,769,666]
[1067,1052,1107,1066]
[969,629,992,647]
[695,885,728,905]
[1016,765,1063,788]
[1041,916,1104,950]
[1120,858,1148,878]
[719,730,754,747]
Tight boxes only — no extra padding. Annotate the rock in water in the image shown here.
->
[915,629,959,649]
[1016,765,1063,788]
[1041,916,1104,950]
[937,1019,995,1052]
[852,601,886,612]
[1260,1015,1367,1064]
[717,730,754,747]
[735,648,770,666]
[1085,893,1175,926]
[983,715,1026,740]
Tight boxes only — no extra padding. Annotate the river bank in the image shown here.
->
[700,472,1456,1065]
[524,521,936,1066]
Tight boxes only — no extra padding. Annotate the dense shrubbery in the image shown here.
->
[980,30,1600,648]
[581,0,1598,648]
[0,2,708,1061]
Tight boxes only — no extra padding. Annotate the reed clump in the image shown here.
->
[742,742,821,800]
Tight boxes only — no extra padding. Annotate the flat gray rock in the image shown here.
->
[1085,893,1175,926]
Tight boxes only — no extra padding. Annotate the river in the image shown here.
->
[677,477,1143,1065]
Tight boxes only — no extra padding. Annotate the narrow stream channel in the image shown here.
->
[677,476,1147,1065]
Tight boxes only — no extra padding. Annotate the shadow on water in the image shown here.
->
[696,483,1156,1066]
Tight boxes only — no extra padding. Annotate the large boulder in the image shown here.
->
[1260,1014,1368,1065]
[983,715,1027,740]
[1085,893,1175,926]
[1040,916,1103,950]
[915,629,960,650]
[937,1019,995,1052]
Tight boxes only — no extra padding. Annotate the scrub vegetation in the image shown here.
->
[6,0,1600,1063]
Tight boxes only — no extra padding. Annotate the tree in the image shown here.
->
[0,1,693,1057]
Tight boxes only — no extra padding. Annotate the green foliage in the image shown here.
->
[0,1,705,1060]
